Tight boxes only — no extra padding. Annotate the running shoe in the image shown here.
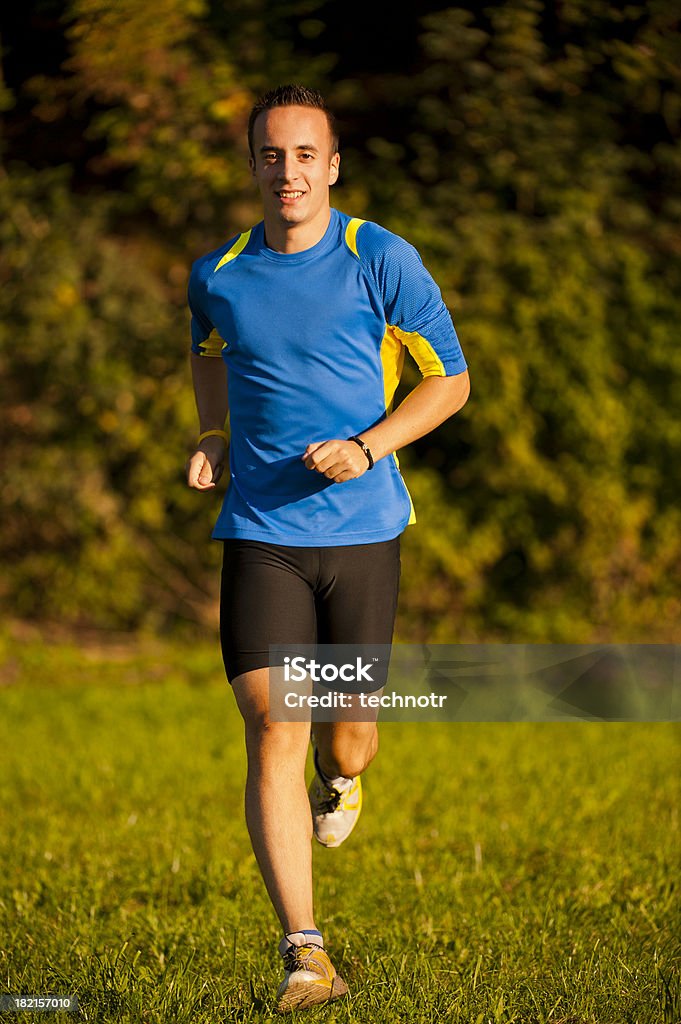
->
[275,941,348,1013]
[308,746,362,848]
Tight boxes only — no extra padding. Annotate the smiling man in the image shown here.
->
[186,85,469,1012]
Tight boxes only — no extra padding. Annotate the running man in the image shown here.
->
[186,84,469,1012]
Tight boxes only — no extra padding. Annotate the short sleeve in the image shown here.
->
[188,260,222,357]
[355,222,467,378]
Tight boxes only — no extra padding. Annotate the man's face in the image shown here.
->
[249,105,340,231]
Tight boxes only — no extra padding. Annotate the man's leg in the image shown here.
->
[231,667,316,934]
[307,536,401,847]
[221,540,322,932]
[231,665,349,1011]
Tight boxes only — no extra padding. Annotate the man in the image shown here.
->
[186,84,469,1013]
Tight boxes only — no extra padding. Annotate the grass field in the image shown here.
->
[1,634,679,1023]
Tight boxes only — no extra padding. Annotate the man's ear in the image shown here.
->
[249,155,256,178]
[329,152,340,186]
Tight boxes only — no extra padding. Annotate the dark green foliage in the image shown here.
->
[1,1,679,638]
[0,167,220,628]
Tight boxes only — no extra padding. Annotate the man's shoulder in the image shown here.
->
[338,214,418,268]
[337,216,423,299]
[189,226,259,285]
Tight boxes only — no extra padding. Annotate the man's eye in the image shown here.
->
[300,152,314,160]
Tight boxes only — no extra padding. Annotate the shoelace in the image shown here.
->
[313,747,344,815]
[318,784,342,815]
[282,943,324,973]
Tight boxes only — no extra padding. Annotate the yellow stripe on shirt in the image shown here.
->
[391,324,446,377]
[214,229,252,273]
[198,336,227,357]
[344,218,366,258]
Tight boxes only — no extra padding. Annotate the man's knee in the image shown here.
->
[243,716,310,763]
[318,725,378,778]
[231,669,310,762]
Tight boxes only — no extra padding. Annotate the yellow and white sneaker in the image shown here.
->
[308,747,363,848]
[275,938,348,1013]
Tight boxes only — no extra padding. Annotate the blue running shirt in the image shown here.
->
[188,208,467,546]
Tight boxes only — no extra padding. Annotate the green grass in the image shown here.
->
[1,634,679,1023]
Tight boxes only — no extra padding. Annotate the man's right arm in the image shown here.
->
[186,351,229,491]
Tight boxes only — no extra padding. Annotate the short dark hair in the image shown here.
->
[247,84,339,158]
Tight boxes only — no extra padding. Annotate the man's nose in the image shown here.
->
[277,154,299,181]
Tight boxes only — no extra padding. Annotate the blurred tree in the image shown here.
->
[327,0,681,641]
[0,0,679,641]
[0,166,222,629]
[22,0,252,228]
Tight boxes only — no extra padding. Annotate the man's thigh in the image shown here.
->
[220,540,318,684]
[315,536,401,645]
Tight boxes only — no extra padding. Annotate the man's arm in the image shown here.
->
[186,351,229,490]
[357,369,469,461]
[302,369,470,483]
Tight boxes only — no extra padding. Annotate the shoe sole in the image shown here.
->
[276,973,349,1013]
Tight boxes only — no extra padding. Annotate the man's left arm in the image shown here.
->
[358,368,470,461]
[303,225,469,482]
[302,371,469,482]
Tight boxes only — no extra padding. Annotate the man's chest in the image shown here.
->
[204,254,385,364]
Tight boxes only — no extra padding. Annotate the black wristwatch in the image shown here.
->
[348,435,375,470]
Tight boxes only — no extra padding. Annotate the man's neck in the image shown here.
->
[264,209,332,254]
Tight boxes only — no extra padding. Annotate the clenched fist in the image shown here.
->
[302,439,371,483]
[186,436,226,490]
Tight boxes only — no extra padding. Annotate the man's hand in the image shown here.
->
[302,440,370,483]
[186,437,226,490]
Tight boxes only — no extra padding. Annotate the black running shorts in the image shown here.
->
[220,537,401,683]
